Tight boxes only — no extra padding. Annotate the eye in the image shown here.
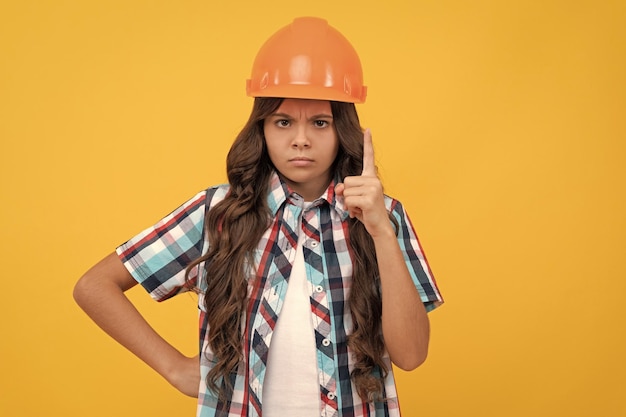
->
[275,119,291,128]
[313,120,329,128]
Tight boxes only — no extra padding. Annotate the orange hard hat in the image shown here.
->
[246,17,367,103]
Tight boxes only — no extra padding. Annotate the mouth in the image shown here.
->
[288,157,314,167]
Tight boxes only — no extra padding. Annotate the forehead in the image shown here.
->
[275,98,332,115]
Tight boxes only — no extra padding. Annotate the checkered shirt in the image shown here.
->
[116,172,443,417]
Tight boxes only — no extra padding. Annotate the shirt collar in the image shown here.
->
[266,171,349,220]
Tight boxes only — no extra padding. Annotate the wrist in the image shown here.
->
[369,222,396,241]
[160,350,188,383]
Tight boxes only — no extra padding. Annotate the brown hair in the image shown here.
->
[187,97,392,402]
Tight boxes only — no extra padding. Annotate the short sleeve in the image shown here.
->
[116,190,208,302]
[388,198,444,312]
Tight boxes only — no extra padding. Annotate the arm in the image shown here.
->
[335,129,430,370]
[73,252,200,396]
[371,227,430,370]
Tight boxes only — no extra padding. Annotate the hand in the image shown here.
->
[335,129,393,238]
[167,354,201,398]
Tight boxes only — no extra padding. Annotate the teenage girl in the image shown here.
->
[74,16,443,417]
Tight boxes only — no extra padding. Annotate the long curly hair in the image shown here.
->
[186,97,392,402]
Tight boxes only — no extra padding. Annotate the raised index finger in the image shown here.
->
[361,128,376,176]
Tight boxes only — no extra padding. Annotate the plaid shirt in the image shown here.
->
[117,172,443,417]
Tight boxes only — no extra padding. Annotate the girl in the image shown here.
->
[74,17,443,417]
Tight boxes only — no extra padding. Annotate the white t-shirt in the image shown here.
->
[263,206,320,416]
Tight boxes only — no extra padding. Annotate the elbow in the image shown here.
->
[393,349,428,371]
[73,272,104,310]
[391,339,429,371]
[73,252,134,311]
[385,322,431,371]
[73,275,91,309]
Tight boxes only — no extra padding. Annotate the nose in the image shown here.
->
[291,125,310,149]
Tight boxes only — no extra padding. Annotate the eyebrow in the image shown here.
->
[269,112,334,120]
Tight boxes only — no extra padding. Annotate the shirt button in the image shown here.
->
[310,240,318,248]
[322,338,331,347]
[327,392,336,400]
[315,285,324,293]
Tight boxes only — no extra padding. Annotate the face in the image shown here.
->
[264,99,339,201]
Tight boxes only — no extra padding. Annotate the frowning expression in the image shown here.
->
[264,99,339,201]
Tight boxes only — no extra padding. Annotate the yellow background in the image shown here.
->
[1,0,624,416]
